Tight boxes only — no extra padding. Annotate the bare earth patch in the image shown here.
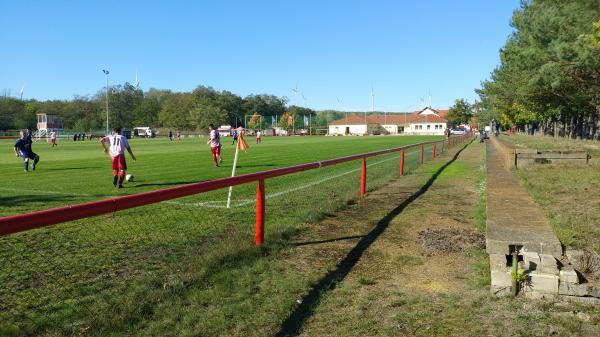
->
[418,227,485,253]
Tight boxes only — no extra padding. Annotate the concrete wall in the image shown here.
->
[406,123,446,136]
[328,124,367,135]
[490,136,591,169]
[490,137,517,170]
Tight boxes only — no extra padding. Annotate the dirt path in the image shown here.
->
[275,140,600,337]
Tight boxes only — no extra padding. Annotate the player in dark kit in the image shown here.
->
[14,130,40,173]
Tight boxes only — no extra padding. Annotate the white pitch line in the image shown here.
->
[3,148,424,210]
[169,149,420,209]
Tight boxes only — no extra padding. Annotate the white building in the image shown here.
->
[328,108,449,136]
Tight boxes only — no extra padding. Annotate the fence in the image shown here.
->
[0,135,470,244]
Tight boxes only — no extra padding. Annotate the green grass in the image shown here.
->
[0,135,444,337]
[500,135,600,252]
[0,136,438,216]
[502,134,600,157]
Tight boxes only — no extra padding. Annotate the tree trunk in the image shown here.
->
[592,106,600,139]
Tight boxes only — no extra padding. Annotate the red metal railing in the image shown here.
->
[0,135,469,243]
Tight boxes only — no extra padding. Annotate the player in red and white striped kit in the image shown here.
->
[100,127,136,188]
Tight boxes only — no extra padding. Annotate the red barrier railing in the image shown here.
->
[0,135,470,243]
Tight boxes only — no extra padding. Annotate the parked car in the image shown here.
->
[450,128,466,135]
[133,127,155,138]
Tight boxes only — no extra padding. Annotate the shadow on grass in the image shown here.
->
[0,194,78,208]
[236,164,277,168]
[46,166,97,171]
[133,181,201,188]
[292,235,365,247]
[274,140,473,337]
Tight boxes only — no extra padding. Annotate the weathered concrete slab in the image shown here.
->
[525,274,559,294]
[516,151,591,168]
[559,268,579,284]
[485,140,563,258]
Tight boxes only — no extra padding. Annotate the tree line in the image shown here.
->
[476,0,600,139]
[0,84,327,134]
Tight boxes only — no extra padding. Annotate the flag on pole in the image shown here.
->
[303,115,309,127]
[227,127,249,208]
[237,127,249,151]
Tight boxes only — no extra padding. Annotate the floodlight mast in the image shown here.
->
[102,69,110,135]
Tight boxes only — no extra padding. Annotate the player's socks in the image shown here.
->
[32,159,38,171]
[113,175,118,186]
[119,173,125,186]
[23,161,28,172]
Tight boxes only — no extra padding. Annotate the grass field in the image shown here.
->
[501,134,600,252]
[0,135,444,337]
[0,135,438,216]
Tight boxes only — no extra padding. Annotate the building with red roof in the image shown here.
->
[328,107,448,136]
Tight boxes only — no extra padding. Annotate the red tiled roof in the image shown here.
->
[329,114,371,125]
[436,109,449,119]
[411,114,447,123]
[329,112,447,125]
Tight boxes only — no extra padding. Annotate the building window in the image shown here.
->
[427,125,431,130]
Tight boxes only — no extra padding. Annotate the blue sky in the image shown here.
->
[1,0,519,111]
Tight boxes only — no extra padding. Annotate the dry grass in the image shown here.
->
[501,135,600,252]
[276,141,600,337]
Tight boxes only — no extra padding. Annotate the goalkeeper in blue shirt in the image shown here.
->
[14,130,40,172]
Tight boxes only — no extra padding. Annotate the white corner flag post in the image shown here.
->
[227,127,248,208]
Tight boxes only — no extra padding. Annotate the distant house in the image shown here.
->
[328,107,449,136]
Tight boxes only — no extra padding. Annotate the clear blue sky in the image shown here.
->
[1,0,519,111]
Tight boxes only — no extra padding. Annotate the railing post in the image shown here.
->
[441,141,445,153]
[400,150,405,176]
[360,158,366,197]
[432,143,437,158]
[255,178,265,245]
[420,144,424,165]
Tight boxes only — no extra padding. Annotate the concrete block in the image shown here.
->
[522,252,540,271]
[525,274,559,294]
[560,295,600,305]
[489,254,507,269]
[559,268,579,285]
[539,254,559,275]
[491,270,512,287]
[559,282,589,296]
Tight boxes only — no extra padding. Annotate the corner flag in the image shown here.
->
[237,128,249,151]
[227,127,249,208]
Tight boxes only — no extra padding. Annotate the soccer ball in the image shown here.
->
[125,174,134,182]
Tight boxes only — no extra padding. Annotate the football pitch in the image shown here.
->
[0,135,441,337]
[0,135,438,216]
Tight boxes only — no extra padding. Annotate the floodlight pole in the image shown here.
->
[102,69,110,135]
